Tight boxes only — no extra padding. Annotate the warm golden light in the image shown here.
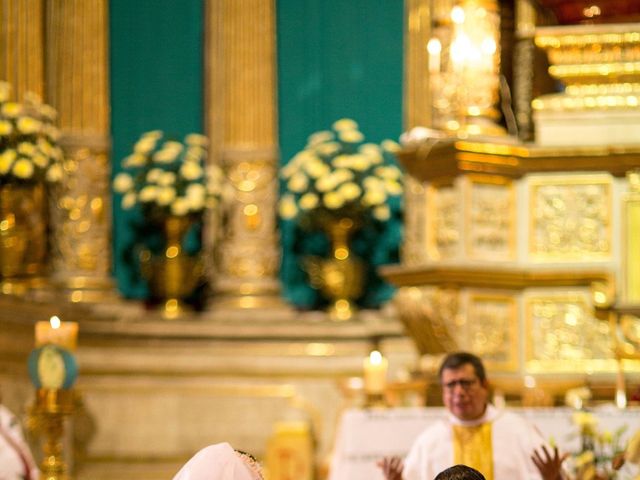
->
[50,315,61,329]
[451,5,465,24]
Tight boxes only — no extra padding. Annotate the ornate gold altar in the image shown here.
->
[5,1,640,480]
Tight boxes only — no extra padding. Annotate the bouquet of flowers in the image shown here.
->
[0,81,65,186]
[278,118,403,228]
[569,411,627,480]
[112,130,224,222]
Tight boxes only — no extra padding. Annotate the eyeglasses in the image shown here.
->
[442,378,479,391]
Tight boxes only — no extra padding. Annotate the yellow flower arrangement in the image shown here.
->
[278,118,403,226]
[568,411,626,480]
[112,131,224,220]
[0,81,65,186]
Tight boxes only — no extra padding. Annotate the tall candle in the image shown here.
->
[35,316,78,351]
[363,350,388,395]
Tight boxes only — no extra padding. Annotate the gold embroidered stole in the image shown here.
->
[452,422,493,480]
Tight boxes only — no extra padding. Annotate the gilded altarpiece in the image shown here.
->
[465,176,515,261]
[525,292,615,373]
[528,174,612,261]
[426,183,460,260]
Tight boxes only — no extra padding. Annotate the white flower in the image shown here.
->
[12,158,34,179]
[362,188,387,206]
[279,194,298,219]
[316,142,340,157]
[350,154,371,171]
[122,192,137,209]
[113,172,135,193]
[186,183,206,210]
[180,161,203,181]
[153,148,179,164]
[305,160,330,179]
[315,174,338,193]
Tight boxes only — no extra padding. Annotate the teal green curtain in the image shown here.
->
[277,0,404,309]
[110,0,204,298]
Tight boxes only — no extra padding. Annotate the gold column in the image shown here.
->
[0,0,44,98]
[404,0,433,130]
[45,0,114,302]
[624,170,640,303]
[513,0,537,141]
[205,0,284,309]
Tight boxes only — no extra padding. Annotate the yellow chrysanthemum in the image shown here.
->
[122,192,137,209]
[156,187,177,206]
[0,81,10,102]
[299,192,319,210]
[288,172,309,193]
[339,129,364,143]
[381,139,401,152]
[171,197,190,216]
[384,179,402,196]
[12,158,34,179]
[17,116,42,134]
[0,120,13,135]
[180,162,203,181]
[0,150,16,174]
[139,185,158,202]
[185,133,209,147]
[323,191,345,209]
[123,153,147,167]
[45,164,63,182]
[17,142,36,156]
[1,102,22,118]
[113,172,135,193]
[32,154,48,168]
[157,171,177,186]
[373,205,391,221]
[279,195,298,220]
[332,118,358,131]
[307,130,334,147]
[338,182,361,201]
[316,142,340,157]
[146,168,163,183]
[362,188,387,206]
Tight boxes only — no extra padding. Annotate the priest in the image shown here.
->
[378,352,566,480]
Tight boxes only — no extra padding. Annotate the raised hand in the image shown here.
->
[531,445,568,480]
[376,455,404,480]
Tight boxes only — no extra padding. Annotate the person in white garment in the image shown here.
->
[172,442,264,480]
[377,352,566,480]
[0,402,39,480]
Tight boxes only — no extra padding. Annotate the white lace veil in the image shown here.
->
[172,442,263,480]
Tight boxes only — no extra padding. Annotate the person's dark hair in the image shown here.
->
[438,352,486,383]
[434,464,486,480]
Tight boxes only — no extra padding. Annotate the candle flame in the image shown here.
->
[50,315,61,329]
[369,350,383,365]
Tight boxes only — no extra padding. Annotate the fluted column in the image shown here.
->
[404,0,433,130]
[204,0,285,309]
[45,0,114,302]
[0,0,44,98]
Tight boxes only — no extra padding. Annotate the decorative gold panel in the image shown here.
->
[402,177,429,266]
[465,176,515,261]
[464,294,518,372]
[525,293,615,373]
[529,174,612,260]
[623,172,640,303]
[426,183,460,260]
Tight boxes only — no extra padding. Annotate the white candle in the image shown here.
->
[427,38,441,74]
[363,350,388,394]
[35,316,78,351]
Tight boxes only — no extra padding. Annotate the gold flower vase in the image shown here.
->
[140,215,203,319]
[305,217,364,321]
[0,183,47,294]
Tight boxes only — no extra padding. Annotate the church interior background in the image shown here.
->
[3,0,640,478]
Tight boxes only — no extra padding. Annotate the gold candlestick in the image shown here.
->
[30,389,75,480]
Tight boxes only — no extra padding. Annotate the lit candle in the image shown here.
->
[363,350,388,394]
[427,38,441,74]
[35,316,79,351]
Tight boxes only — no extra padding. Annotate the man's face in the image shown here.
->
[441,363,488,421]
